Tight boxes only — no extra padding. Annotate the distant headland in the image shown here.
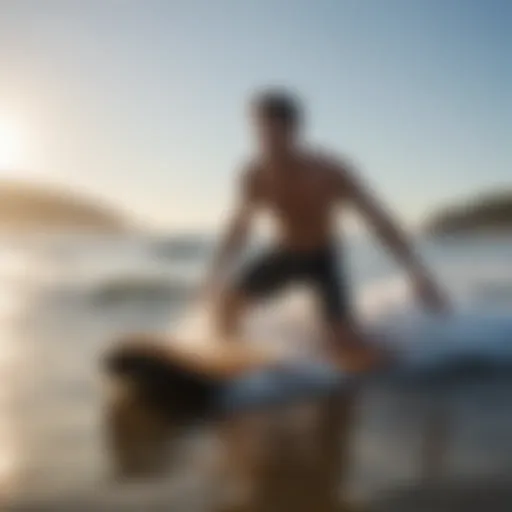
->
[0,180,129,233]
[425,190,512,237]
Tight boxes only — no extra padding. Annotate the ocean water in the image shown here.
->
[0,234,511,510]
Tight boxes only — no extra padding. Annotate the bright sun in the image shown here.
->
[0,120,23,173]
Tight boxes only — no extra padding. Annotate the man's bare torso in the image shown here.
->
[246,151,346,251]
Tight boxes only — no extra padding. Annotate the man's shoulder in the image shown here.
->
[307,146,349,167]
[307,147,355,184]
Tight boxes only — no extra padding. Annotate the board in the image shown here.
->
[104,293,512,422]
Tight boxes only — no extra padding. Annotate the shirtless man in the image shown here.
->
[204,89,448,371]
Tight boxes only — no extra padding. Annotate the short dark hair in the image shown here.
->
[252,89,302,127]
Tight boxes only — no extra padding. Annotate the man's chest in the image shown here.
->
[260,170,332,214]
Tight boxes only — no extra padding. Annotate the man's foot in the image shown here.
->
[329,342,392,374]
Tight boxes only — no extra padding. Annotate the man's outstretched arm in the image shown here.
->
[203,168,258,296]
[335,160,449,312]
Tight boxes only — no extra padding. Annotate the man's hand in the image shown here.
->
[413,272,451,314]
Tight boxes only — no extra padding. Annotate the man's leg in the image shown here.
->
[213,249,295,341]
[315,250,388,373]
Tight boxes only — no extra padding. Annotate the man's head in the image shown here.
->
[250,89,303,155]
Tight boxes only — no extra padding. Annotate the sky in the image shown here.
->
[0,0,510,232]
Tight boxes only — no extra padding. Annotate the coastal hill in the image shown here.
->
[0,180,129,233]
[425,191,512,236]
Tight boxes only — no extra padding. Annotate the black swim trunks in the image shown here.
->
[235,244,349,323]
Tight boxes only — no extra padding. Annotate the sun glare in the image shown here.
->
[0,119,23,174]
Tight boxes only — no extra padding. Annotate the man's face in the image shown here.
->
[252,111,296,155]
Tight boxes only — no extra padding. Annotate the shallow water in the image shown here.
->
[0,235,511,509]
